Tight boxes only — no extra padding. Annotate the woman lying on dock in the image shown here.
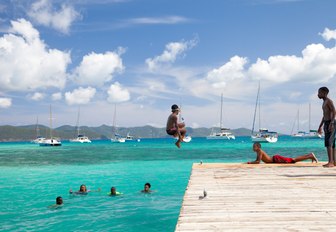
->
[247,142,319,164]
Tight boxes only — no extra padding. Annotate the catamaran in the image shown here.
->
[206,93,235,140]
[31,116,46,144]
[251,83,278,143]
[69,107,92,143]
[291,104,322,139]
[39,105,62,146]
[111,104,126,143]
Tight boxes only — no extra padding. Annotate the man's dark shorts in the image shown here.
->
[166,128,177,136]
[324,120,336,148]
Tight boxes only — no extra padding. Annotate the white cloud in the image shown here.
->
[107,82,130,103]
[0,97,11,108]
[146,38,198,71]
[72,49,124,86]
[206,56,248,88]
[28,0,80,34]
[320,28,336,42]
[248,43,336,83]
[52,92,62,101]
[0,19,71,92]
[65,87,96,105]
[125,16,190,25]
[30,92,44,101]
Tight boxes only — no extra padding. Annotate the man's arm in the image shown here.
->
[318,116,324,134]
[329,99,336,121]
[247,151,262,164]
[327,99,336,132]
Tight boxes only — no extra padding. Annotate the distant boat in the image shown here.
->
[125,132,141,142]
[31,116,46,144]
[39,105,62,146]
[291,104,322,139]
[206,93,235,140]
[69,107,92,143]
[251,83,278,143]
[111,104,126,143]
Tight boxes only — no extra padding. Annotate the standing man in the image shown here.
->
[318,87,336,167]
[166,104,187,148]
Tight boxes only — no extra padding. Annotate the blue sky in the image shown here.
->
[1,0,336,134]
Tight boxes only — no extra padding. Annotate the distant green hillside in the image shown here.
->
[0,125,253,142]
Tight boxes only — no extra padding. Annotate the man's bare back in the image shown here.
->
[166,114,177,132]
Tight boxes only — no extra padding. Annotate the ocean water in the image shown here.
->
[0,136,327,231]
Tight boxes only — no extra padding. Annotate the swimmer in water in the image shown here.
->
[48,196,63,208]
[108,186,123,196]
[69,184,101,195]
[141,183,152,193]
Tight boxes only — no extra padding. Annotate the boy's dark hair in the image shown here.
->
[145,183,151,188]
[171,104,179,112]
[319,87,329,94]
[56,196,62,204]
[253,142,261,148]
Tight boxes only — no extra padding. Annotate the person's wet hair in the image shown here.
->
[145,183,151,188]
[80,184,86,191]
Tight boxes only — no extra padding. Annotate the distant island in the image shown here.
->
[0,125,253,142]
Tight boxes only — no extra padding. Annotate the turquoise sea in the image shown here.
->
[0,136,326,231]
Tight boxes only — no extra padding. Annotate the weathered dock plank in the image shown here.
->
[175,163,336,231]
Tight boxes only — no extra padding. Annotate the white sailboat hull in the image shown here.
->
[70,136,92,143]
[251,135,278,143]
[206,132,235,140]
[32,137,46,144]
[111,138,126,143]
[39,138,62,146]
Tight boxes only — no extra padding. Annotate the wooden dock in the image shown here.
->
[175,163,336,231]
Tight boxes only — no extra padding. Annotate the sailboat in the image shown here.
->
[70,107,91,143]
[251,83,278,143]
[39,105,62,146]
[291,104,322,139]
[125,132,141,142]
[31,116,46,144]
[206,93,235,140]
[306,103,323,138]
[111,104,126,143]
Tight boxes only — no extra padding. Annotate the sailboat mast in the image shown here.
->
[220,93,223,130]
[251,82,260,135]
[112,104,117,138]
[309,103,311,132]
[297,107,300,131]
[76,107,81,136]
[49,105,53,139]
[36,116,40,137]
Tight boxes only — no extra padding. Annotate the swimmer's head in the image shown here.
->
[79,184,87,192]
[110,187,116,195]
[56,196,63,205]
[144,183,151,192]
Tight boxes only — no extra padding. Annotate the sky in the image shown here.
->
[1,0,336,134]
